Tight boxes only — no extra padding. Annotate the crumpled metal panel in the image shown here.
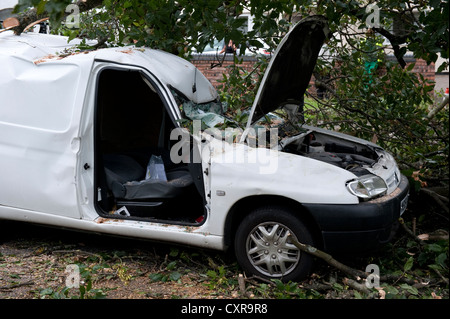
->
[0,32,88,218]
[0,57,80,131]
[0,30,218,218]
[93,46,219,105]
[0,31,218,106]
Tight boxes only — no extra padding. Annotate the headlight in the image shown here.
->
[346,174,388,199]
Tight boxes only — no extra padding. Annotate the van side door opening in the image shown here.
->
[94,68,205,225]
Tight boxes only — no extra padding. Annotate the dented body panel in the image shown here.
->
[0,31,220,247]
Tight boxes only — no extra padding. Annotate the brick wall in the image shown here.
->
[406,58,436,82]
[191,55,258,88]
[192,54,436,91]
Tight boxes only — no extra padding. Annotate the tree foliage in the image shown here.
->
[12,0,449,66]
[310,41,448,183]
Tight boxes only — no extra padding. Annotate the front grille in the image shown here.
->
[386,170,400,190]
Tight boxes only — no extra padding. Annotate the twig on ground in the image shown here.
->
[238,274,254,298]
[399,218,425,244]
[51,249,104,263]
[0,280,34,290]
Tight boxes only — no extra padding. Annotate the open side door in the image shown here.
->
[78,62,207,224]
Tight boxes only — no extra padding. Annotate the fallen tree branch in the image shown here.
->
[428,95,449,119]
[343,277,372,295]
[299,281,333,292]
[418,231,449,241]
[289,234,429,286]
[378,273,417,286]
[399,218,425,244]
[420,187,449,214]
[372,27,407,68]
[23,17,49,33]
[432,268,449,285]
[288,235,368,280]
[0,17,20,33]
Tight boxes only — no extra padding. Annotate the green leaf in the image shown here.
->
[406,63,416,71]
[399,283,419,295]
[332,283,344,291]
[353,291,363,299]
[169,248,179,257]
[149,273,163,282]
[435,253,448,268]
[67,30,79,43]
[272,279,285,290]
[166,261,177,270]
[36,0,46,15]
[40,288,54,296]
[404,256,414,271]
[86,279,92,292]
[383,285,399,296]
[426,243,443,253]
[206,270,217,279]
[169,271,182,281]
[79,285,86,299]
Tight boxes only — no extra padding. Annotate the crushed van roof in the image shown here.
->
[0,31,217,104]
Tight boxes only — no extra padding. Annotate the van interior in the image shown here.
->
[94,68,206,225]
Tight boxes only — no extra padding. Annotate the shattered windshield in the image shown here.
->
[170,88,227,128]
[170,87,307,145]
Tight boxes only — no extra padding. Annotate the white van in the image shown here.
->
[0,16,409,282]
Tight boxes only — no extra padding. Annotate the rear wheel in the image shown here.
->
[234,207,315,282]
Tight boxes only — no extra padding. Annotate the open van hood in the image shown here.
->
[246,15,330,128]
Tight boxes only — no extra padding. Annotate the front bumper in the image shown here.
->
[303,174,410,254]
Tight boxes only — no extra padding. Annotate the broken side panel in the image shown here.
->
[0,56,82,217]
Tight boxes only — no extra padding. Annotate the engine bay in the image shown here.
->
[281,130,380,176]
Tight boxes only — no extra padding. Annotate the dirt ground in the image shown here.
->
[1,207,448,302]
[0,220,234,299]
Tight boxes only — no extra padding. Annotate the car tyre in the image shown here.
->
[234,206,315,282]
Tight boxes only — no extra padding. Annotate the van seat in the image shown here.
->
[103,154,193,200]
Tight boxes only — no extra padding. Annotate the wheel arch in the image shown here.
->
[223,195,323,251]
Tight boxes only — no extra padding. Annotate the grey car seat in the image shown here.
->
[103,154,193,200]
